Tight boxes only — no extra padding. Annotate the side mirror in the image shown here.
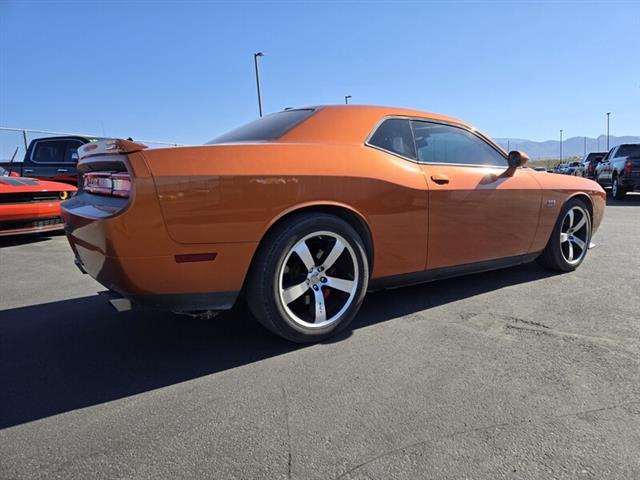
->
[508,150,529,168]
[71,152,79,161]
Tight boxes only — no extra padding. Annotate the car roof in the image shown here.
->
[280,104,497,148]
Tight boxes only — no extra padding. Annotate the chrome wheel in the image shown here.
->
[559,205,590,265]
[278,231,359,328]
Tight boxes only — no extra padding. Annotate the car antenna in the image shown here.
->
[7,146,18,176]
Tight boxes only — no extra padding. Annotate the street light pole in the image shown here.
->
[560,129,563,163]
[606,112,611,151]
[345,95,352,105]
[254,52,264,117]
[584,136,586,156]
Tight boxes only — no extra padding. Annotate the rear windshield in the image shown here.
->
[615,144,640,158]
[586,153,605,162]
[207,109,315,144]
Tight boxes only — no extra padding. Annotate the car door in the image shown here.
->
[26,138,83,184]
[595,148,617,186]
[412,120,542,270]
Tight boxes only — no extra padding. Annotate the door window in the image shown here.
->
[63,140,83,163]
[411,121,506,167]
[32,139,83,163]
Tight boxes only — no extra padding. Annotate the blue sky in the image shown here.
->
[1,0,638,147]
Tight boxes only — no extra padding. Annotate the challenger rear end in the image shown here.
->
[61,139,249,313]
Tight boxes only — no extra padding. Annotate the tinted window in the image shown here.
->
[64,140,83,162]
[615,144,640,158]
[411,121,506,166]
[585,153,605,164]
[32,139,67,163]
[368,118,416,159]
[207,109,315,144]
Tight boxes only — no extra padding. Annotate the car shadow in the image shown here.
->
[606,192,640,207]
[0,233,57,248]
[0,262,554,429]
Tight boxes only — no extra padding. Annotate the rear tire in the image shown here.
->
[537,198,592,272]
[246,213,369,343]
[611,174,627,200]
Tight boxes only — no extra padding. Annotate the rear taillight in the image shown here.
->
[111,173,132,197]
[84,172,131,198]
[587,163,594,173]
[624,159,632,174]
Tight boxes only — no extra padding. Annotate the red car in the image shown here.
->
[0,167,77,236]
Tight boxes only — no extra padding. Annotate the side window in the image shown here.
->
[63,140,83,163]
[411,121,506,167]
[368,118,416,160]
[31,140,67,163]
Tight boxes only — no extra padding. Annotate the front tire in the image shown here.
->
[246,213,369,343]
[537,198,592,272]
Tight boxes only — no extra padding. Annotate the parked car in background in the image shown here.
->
[596,144,640,199]
[0,135,99,186]
[62,105,605,343]
[0,166,76,236]
[574,152,607,179]
[564,161,581,175]
[532,166,547,172]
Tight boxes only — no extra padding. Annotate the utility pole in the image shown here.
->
[606,112,611,150]
[345,95,352,105]
[254,52,264,117]
[584,136,586,156]
[507,140,510,151]
[560,129,563,163]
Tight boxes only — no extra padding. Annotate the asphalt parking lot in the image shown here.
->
[1,195,639,480]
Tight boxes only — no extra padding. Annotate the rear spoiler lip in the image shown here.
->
[78,138,147,160]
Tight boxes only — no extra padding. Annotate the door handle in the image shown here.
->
[23,169,34,173]
[57,168,68,173]
[430,173,450,184]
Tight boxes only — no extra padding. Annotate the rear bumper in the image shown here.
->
[70,246,241,311]
[620,174,640,190]
[62,187,256,312]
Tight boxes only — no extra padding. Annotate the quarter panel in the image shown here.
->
[143,144,430,279]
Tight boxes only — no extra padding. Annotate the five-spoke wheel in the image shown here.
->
[246,213,368,343]
[279,232,359,328]
[558,205,590,266]
[537,198,592,272]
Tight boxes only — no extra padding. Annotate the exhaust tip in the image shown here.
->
[109,297,132,312]
[98,290,133,312]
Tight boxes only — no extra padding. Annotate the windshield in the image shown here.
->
[207,109,316,144]
[0,166,8,176]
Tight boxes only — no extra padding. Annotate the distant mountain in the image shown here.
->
[493,135,640,160]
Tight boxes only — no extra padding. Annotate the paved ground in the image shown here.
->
[1,195,639,480]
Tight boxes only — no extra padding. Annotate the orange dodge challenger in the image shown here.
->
[62,106,605,342]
